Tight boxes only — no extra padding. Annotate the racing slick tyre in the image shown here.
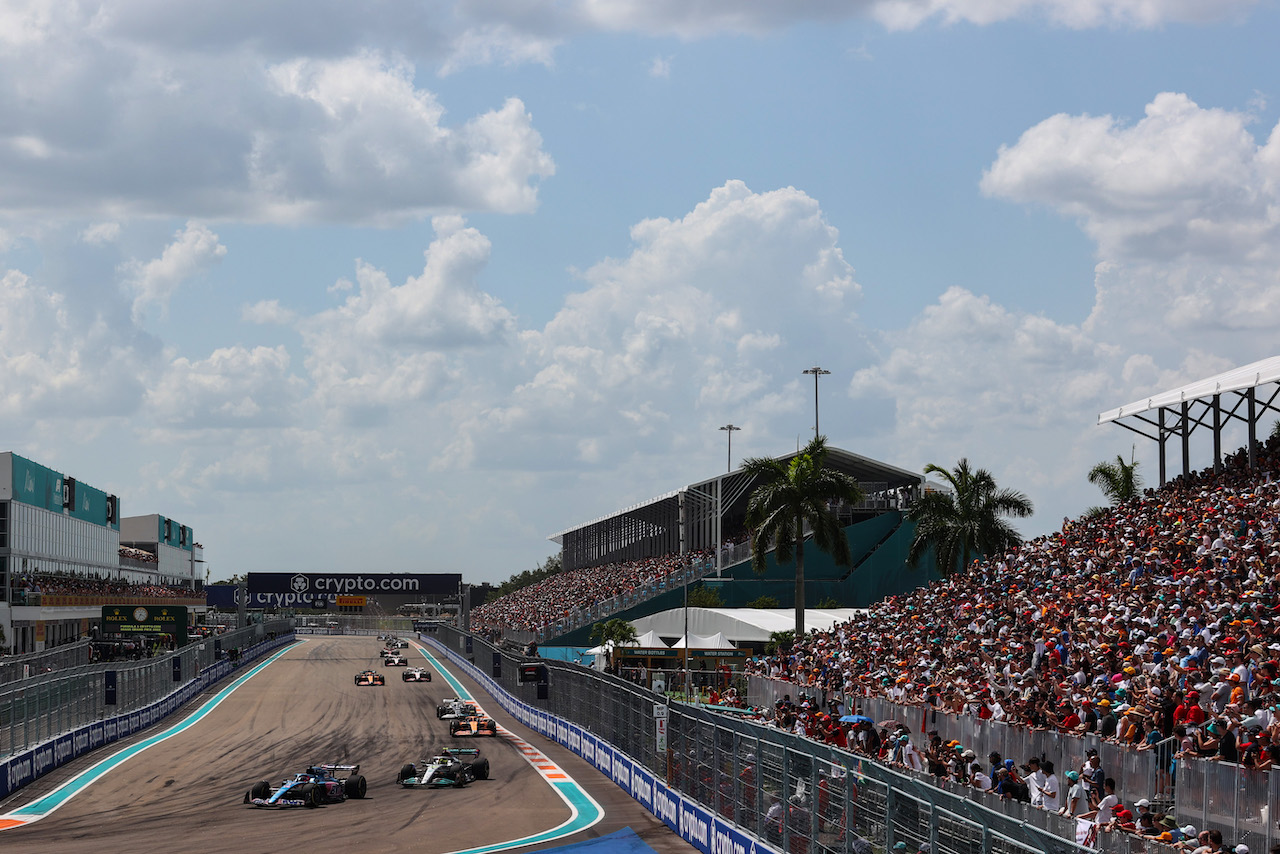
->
[436,705,446,718]
[473,759,490,780]
[398,764,417,785]
[345,774,368,799]
[245,780,270,803]
[298,782,321,808]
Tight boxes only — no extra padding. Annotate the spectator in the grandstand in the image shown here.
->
[742,430,1280,818]
[473,550,713,634]
[1059,770,1084,816]
[17,570,198,602]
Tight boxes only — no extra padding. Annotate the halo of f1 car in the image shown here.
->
[244,764,368,808]
[380,639,408,658]
[355,669,386,686]
[436,697,477,719]
[402,667,432,682]
[397,747,490,788]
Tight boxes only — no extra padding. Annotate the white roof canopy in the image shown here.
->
[1099,355,1280,424]
[630,607,865,646]
[671,632,735,649]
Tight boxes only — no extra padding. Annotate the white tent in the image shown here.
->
[670,631,735,649]
[584,628,667,655]
[631,607,865,647]
[583,629,670,669]
[634,630,667,648]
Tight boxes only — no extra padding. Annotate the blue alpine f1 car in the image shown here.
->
[244,763,368,807]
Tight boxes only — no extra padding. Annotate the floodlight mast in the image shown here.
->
[802,366,831,437]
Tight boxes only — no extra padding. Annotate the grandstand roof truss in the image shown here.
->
[1098,355,1280,484]
[549,446,923,572]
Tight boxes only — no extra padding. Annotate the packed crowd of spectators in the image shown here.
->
[747,436,1280,760]
[14,570,199,601]
[119,545,158,563]
[739,435,1280,850]
[473,550,712,633]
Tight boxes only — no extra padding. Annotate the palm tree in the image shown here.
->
[742,435,864,639]
[589,618,638,672]
[907,458,1033,576]
[1088,454,1142,507]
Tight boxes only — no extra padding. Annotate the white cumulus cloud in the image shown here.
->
[981,92,1280,350]
[148,345,306,428]
[121,221,226,321]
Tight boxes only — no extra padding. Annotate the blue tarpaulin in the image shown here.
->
[537,828,661,854]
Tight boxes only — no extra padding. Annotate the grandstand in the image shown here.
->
[0,452,205,654]
[474,446,926,645]
[738,360,1280,851]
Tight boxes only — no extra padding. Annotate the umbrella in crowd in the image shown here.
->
[841,714,874,724]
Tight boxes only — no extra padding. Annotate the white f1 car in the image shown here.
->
[436,697,478,719]
[384,654,408,666]
[402,667,432,682]
[398,747,490,788]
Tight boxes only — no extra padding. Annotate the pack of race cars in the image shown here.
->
[247,636,501,805]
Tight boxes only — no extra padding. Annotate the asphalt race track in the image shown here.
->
[0,636,698,854]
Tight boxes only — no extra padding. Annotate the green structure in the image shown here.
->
[546,446,938,648]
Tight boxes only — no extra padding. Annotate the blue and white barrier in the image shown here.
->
[0,633,296,800]
[424,635,768,854]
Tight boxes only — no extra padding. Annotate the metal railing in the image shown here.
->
[480,557,718,644]
[0,641,93,686]
[0,619,293,759]
[1177,756,1279,853]
[432,625,1091,854]
[293,615,413,634]
[747,676,1176,811]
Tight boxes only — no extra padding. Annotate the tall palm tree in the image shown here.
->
[742,435,864,639]
[907,458,1033,576]
[1088,454,1142,507]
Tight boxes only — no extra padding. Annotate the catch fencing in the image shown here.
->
[434,625,1092,854]
[0,619,292,760]
[0,641,93,686]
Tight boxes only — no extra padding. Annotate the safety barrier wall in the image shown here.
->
[424,629,763,854]
[0,624,295,799]
[427,627,1095,854]
[1,620,293,759]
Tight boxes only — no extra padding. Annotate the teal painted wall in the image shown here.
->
[551,512,942,646]
[9,453,117,530]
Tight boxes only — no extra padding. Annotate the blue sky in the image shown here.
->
[2,0,1279,583]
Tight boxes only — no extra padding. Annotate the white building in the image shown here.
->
[0,452,204,654]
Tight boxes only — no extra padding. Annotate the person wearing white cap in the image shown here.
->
[1233,844,1248,854]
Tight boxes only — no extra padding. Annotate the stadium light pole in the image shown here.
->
[718,424,740,473]
[802,366,831,438]
[716,424,740,578]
